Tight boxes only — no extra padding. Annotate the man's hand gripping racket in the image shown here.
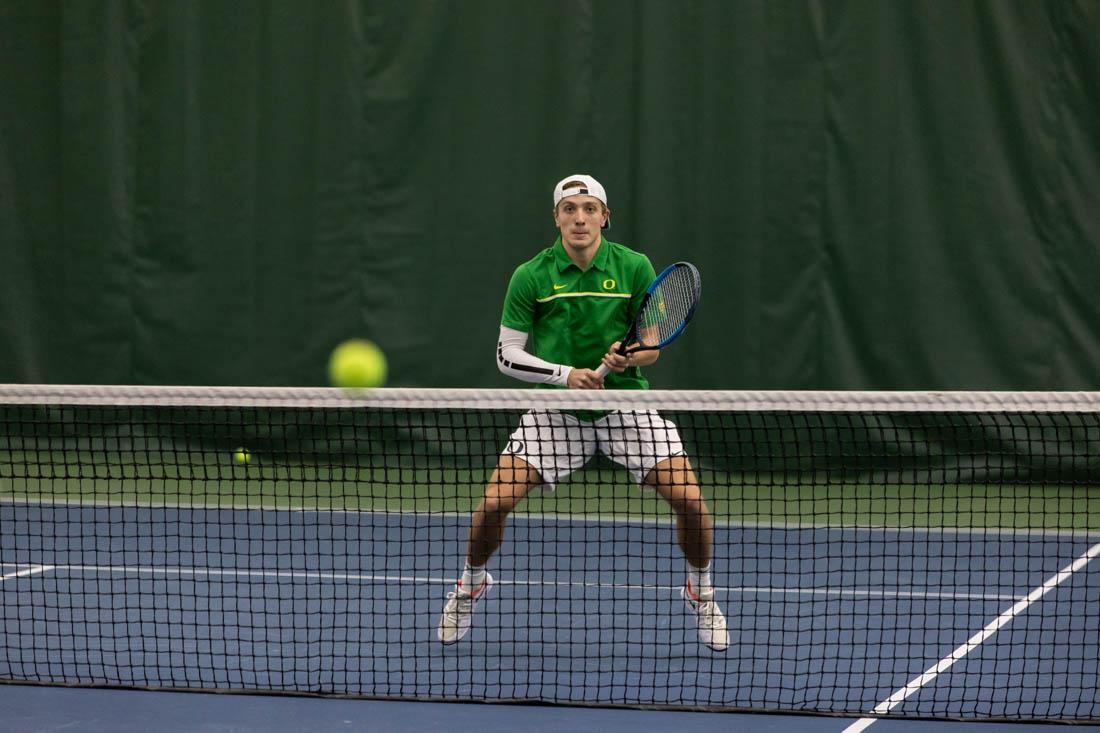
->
[595,262,702,378]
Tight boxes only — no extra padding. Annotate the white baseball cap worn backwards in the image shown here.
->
[553,174,610,229]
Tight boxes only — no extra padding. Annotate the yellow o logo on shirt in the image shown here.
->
[602,278,616,290]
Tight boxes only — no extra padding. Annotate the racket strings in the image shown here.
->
[639,269,697,346]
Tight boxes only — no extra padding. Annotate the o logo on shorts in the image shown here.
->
[505,439,525,455]
[602,278,616,290]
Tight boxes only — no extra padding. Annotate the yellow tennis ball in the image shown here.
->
[233,447,251,464]
[328,339,388,388]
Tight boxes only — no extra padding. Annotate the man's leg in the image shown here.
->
[646,456,728,652]
[645,455,712,568]
[467,455,543,567]
[437,455,542,644]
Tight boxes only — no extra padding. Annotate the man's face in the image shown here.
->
[554,194,608,252]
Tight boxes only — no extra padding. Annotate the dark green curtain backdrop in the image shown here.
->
[1,0,1098,389]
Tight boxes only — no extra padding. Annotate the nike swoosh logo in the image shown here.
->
[553,284,568,290]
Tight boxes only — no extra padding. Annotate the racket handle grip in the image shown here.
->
[594,363,611,378]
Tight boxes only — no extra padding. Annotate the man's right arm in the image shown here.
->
[496,327,604,388]
[497,266,604,389]
[496,326,570,386]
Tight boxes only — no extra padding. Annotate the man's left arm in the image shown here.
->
[602,256,660,373]
[601,342,659,373]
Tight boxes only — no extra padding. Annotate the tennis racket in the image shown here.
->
[594,261,702,377]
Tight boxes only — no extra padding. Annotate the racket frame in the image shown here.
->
[593,261,701,377]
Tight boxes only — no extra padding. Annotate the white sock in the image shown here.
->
[460,561,486,591]
[687,561,713,596]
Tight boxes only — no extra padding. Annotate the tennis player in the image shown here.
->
[436,175,728,651]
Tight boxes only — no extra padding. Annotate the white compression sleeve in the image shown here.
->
[496,325,571,386]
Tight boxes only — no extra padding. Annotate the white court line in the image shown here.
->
[1,565,53,582]
[16,563,1017,601]
[841,540,1100,732]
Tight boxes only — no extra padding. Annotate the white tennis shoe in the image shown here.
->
[682,579,729,652]
[437,573,494,644]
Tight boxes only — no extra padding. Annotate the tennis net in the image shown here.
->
[1,385,1098,721]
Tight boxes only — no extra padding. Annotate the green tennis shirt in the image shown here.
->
[500,236,657,391]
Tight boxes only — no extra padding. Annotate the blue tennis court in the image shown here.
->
[0,683,1077,733]
[3,501,1097,723]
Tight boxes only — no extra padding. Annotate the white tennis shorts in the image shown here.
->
[501,409,686,490]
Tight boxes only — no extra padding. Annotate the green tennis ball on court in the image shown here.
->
[233,447,251,465]
[328,338,388,388]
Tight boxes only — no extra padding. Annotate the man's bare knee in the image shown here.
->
[478,492,517,518]
[668,491,709,518]
[646,456,700,494]
[482,455,542,515]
